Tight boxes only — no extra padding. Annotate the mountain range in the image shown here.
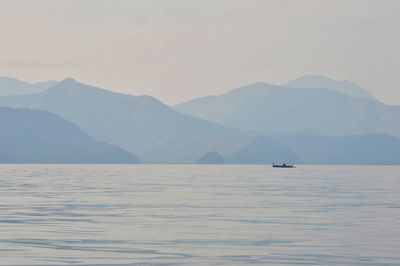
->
[0,107,139,163]
[0,77,57,96]
[0,75,399,164]
[175,81,400,138]
[0,78,263,163]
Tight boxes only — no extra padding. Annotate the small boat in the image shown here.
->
[273,163,295,168]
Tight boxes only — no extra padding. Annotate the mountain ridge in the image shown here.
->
[265,132,400,165]
[175,82,400,138]
[0,107,139,163]
[284,75,376,100]
[1,77,399,165]
[0,79,274,163]
[0,76,58,96]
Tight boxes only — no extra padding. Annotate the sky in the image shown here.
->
[0,0,399,105]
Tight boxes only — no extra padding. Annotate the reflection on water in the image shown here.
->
[0,165,399,265]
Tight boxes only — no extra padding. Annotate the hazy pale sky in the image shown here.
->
[0,0,399,105]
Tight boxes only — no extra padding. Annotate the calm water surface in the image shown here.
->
[0,165,399,265]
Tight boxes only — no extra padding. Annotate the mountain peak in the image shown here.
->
[240,82,275,89]
[58,77,79,86]
[0,76,59,96]
[284,75,376,100]
[227,82,278,96]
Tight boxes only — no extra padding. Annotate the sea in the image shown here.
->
[0,165,399,265]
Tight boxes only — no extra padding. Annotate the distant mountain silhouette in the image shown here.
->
[226,136,301,164]
[0,78,282,163]
[0,107,139,163]
[196,151,225,164]
[0,76,57,96]
[284,75,376,100]
[175,82,400,138]
[1,77,398,165]
[266,132,400,165]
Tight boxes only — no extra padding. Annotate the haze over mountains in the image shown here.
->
[284,75,376,100]
[175,79,400,138]
[225,136,301,165]
[0,77,57,96]
[0,107,139,163]
[0,75,399,165]
[265,132,400,165]
[196,151,225,164]
[0,78,264,163]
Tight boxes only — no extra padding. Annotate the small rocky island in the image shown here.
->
[196,151,225,164]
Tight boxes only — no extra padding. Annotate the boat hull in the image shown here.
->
[273,164,295,168]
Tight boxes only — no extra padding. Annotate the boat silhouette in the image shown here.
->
[272,163,295,168]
